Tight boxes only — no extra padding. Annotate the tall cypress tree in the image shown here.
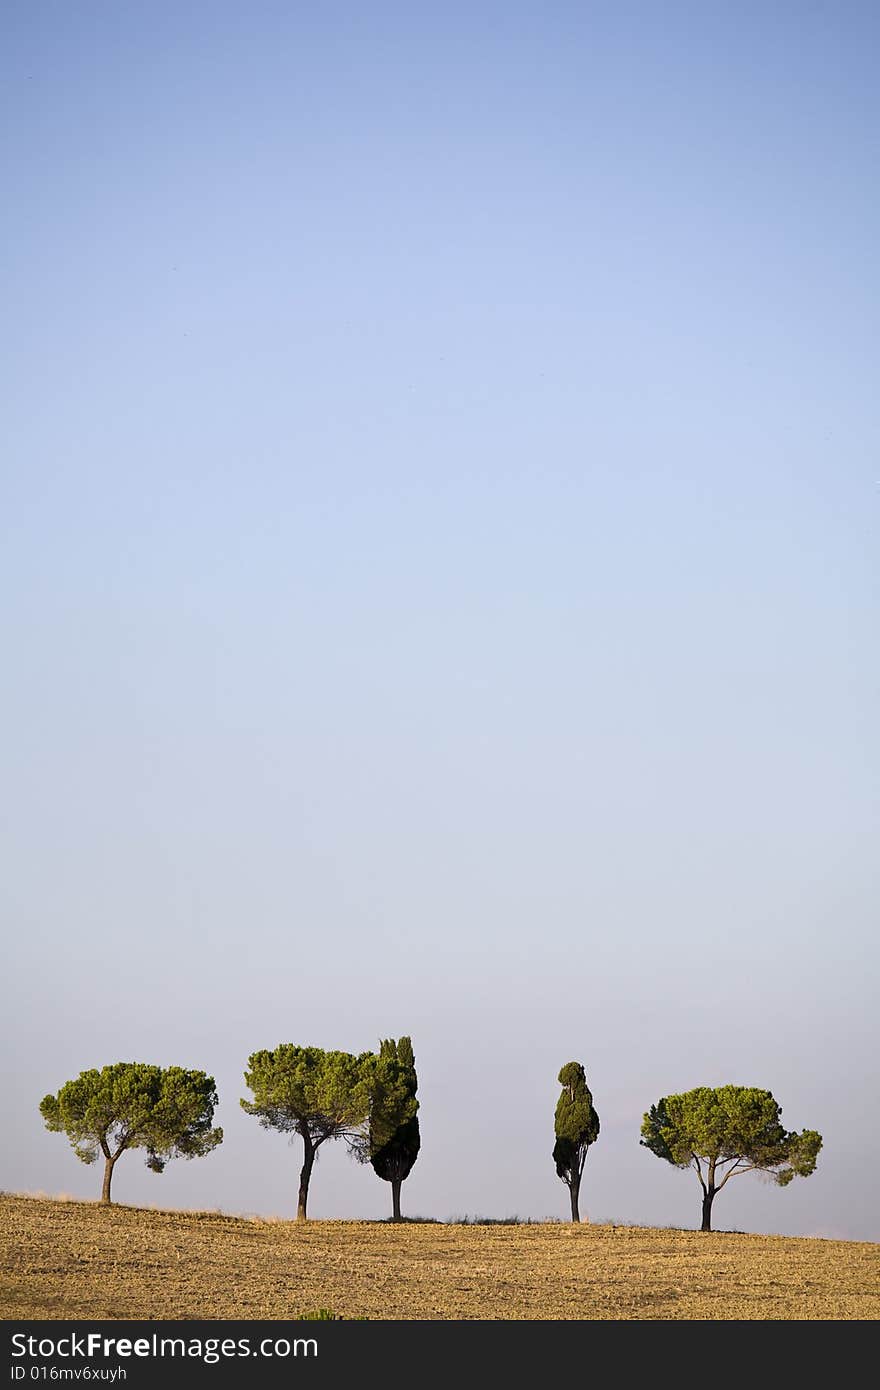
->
[553,1061,600,1222]
[366,1037,420,1221]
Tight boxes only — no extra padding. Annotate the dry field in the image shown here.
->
[1,1193,878,1320]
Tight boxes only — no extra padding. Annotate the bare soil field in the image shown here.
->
[1,1193,877,1320]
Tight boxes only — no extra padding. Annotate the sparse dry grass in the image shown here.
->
[1,1193,877,1320]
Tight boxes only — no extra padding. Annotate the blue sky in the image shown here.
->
[1,1,878,1238]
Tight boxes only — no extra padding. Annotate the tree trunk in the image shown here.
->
[101,1155,117,1205]
[391,1179,402,1222]
[297,1136,315,1221]
[701,1188,715,1232]
[569,1177,581,1223]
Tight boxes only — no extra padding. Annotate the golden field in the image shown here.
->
[1,1193,877,1320]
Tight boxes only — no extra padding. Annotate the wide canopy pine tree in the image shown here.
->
[241,1044,374,1220]
[641,1085,822,1231]
[39,1063,223,1204]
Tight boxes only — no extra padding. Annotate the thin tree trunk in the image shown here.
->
[101,1155,116,1205]
[701,1188,715,1232]
[569,1177,581,1223]
[297,1135,315,1221]
[391,1179,402,1222]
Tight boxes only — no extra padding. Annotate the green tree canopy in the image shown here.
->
[241,1044,374,1220]
[40,1063,223,1204]
[553,1062,600,1222]
[640,1085,822,1231]
[360,1036,420,1221]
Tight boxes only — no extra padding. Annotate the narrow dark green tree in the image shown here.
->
[39,1063,223,1205]
[241,1044,374,1220]
[641,1085,822,1232]
[553,1062,600,1222]
[360,1037,420,1221]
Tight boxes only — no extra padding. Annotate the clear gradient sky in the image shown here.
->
[2,2,878,1239]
